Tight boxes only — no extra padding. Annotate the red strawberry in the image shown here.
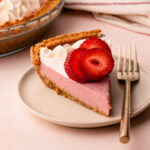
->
[79,48,114,81]
[80,37,111,53]
[64,48,89,83]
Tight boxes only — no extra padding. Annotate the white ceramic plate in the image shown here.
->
[18,57,150,128]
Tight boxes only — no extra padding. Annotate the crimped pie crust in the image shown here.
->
[30,29,110,116]
[0,0,60,29]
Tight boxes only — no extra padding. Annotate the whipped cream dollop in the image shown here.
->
[0,0,41,26]
[40,39,85,77]
[40,36,111,78]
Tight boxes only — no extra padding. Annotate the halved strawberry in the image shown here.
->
[80,37,111,53]
[64,48,89,83]
[79,48,114,81]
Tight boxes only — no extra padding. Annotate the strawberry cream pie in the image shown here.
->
[30,29,114,116]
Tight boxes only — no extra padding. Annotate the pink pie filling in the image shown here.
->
[40,62,111,115]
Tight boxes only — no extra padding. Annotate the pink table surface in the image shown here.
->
[0,10,150,150]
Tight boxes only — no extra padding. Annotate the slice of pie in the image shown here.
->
[30,29,114,116]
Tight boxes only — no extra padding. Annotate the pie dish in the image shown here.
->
[30,29,114,116]
[0,0,64,56]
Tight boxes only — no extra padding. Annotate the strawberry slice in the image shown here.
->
[79,48,114,81]
[64,48,89,83]
[80,37,111,53]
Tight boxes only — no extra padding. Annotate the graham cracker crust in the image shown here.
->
[30,29,101,65]
[30,29,110,116]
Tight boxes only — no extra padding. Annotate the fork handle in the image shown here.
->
[119,80,131,144]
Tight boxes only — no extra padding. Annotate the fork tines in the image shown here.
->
[117,45,139,81]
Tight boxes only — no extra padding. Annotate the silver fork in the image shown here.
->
[117,46,140,144]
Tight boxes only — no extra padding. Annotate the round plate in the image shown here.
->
[18,57,150,128]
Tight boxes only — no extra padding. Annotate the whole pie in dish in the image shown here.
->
[0,0,60,29]
[0,0,61,55]
[30,29,114,116]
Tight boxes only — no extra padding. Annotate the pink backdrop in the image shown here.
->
[0,10,150,150]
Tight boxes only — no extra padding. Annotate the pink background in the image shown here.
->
[0,10,150,150]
